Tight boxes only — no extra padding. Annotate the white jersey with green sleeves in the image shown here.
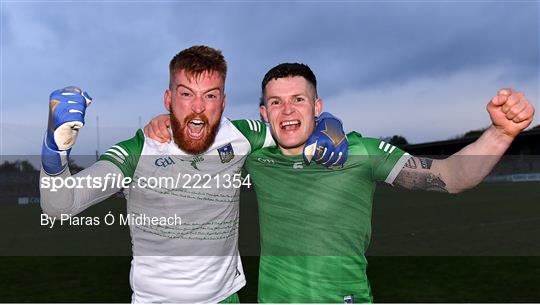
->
[96,117,272,303]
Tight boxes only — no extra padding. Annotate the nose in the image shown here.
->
[282,100,294,115]
[191,95,205,114]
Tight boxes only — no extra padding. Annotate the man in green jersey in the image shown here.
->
[244,63,535,303]
[146,63,534,302]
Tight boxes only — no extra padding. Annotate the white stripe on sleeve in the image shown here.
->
[385,153,411,185]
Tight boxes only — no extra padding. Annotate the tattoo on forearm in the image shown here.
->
[395,169,448,193]
[419,158,433,169]
[405,158,417,169]
[423,174,447,191]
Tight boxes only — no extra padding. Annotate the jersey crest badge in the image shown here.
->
[217,143,234,163]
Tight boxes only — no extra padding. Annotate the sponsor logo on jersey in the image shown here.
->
[257,157,275,165]
[293,162,304,169]
[154,157,175,168]
[217,143,235,163]
[172,155,204,170]
[343,294,354,303]
[190,156,204,170]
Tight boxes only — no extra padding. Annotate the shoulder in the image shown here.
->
[229,118,272,151]
[230,118,265,133]
[348,132,400,156]
[98,129,146,178]
[246,146,280,165]
[103,129,145,158]
[347,132,371,154]
[247,145,276,158]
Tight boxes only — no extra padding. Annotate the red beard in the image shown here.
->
[170,111,221,155]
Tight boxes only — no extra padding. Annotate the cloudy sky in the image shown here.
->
[1,1,538,157]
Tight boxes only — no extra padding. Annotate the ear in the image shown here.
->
[164,89,172,112]
[314,98,323,117]
[259,105,269,123]
[222,94,226,109]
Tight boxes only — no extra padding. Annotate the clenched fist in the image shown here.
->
[487,88,535,138]
[42,86,92,175]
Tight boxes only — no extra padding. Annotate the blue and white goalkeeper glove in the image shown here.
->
[303,112,348,167]
[41,86,92,175]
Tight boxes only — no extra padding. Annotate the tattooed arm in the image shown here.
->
[394,88,534,194]
[393,156,449,192]
[394,126,520,193]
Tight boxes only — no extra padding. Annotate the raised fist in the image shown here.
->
[487,88,535,138]
[42,86,92,175]
[47,86,92,150]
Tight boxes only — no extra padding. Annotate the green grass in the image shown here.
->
[371,182,540,256]
[1,256,539,302]
[368,256,540,302]
[0,257,132,303]
[1,182,539,302]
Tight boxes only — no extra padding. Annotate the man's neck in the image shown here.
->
[279,145,305,156]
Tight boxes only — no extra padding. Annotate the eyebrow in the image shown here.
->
[176,84,222,94]
[266,93,308,100]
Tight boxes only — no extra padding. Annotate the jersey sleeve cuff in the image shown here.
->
[384,153,411,185]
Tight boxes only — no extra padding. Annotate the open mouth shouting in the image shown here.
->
[280,119,301,132]
[187,118,207,140]
[171,111,221,155]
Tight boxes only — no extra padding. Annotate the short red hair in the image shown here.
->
[169,45,227,88]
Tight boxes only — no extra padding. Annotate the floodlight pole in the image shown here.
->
[96,115,100,161]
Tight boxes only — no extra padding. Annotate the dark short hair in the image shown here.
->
[261,63,317,103]
[169,45,227,88]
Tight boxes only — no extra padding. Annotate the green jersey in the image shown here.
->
[245,132,410,303]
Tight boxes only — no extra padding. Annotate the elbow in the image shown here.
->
[446,180,480,194]
[444,181,465,194]
[39,190,75,218]
[40,203,68,219]
[444,179,470,194]
[444,172,483,194]
[447,187,466,194]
